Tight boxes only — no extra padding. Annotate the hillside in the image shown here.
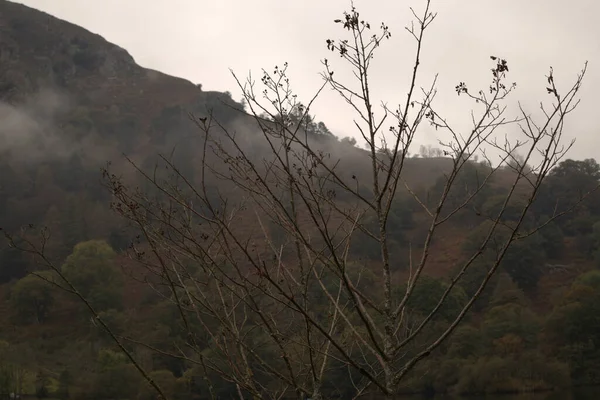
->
[0,0,245,260]
[1,1,600,399]
[0,0,461,275]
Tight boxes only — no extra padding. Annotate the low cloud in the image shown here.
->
[0,88,72,163]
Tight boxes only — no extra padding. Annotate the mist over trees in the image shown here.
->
[0,0,597,399]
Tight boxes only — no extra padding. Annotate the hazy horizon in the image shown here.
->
[12,0,599,162]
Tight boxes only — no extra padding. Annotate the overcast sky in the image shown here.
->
[14,0,599,161]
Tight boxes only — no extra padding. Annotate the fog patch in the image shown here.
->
[0,88,73,163]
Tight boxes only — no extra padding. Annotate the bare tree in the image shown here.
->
[5,2,589,400]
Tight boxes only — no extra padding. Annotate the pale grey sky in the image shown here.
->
[14,0,599,161]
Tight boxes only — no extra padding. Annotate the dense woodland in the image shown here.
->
[1,1,599,399]
[4,156,600,399]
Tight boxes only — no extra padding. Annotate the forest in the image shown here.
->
[0,0,598,399]
[3,155,600,399]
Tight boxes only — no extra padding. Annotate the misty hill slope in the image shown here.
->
[0,0,459,252]
[0,0,247,251]
[0,0,240,158]
[1,0,204,120]
[0,0,589,291]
